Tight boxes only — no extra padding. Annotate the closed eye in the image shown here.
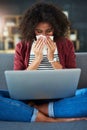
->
[35,29,42,33]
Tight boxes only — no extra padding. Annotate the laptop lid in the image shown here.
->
[5,69,81,100]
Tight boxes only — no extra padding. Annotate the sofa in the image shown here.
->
[0,53,87,130]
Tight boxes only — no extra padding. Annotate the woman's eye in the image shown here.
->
[46,29,52,33]
[37,31,42,33]
[36,29,42,33]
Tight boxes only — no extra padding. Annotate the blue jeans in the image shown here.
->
[0,90,38,122]
[0,88,87,122]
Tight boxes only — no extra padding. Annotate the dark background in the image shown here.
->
[0,0,87,52]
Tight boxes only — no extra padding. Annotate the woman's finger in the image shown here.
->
[46,38,56,51]
[34,38,43,48]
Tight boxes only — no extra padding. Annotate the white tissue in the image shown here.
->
[35,35,54,55]
[36,35,54,41]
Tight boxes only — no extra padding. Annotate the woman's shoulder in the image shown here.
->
[57,37,74,49]
[16,41,27,48]
[57,37,73,45]
[64,37,73,46]
[56,37,75,55]
[15,41,30,51]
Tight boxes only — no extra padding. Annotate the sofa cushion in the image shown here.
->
[76,53,87,88]
[0,121,87,130]
[0,54,14,89]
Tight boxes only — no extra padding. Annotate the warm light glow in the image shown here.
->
[6,21,16,27]
[63,11,69,18]
[0,17,4,37]
[3,27,9,37]
[0,18,2,34]
[3,31,9,37]
[70,34,77,41]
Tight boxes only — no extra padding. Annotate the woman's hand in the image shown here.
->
[45,37,62,69]
[27,37,45,70]
[45,37,56,61]
[33,37,45,62]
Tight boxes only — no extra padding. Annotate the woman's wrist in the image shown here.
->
[48,57,54,61]
[47,54,54,61]
[35,57,42,63]
[51,61,63,69]
[27,58,42,70]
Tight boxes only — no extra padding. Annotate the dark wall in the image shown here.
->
[0,0,87,52]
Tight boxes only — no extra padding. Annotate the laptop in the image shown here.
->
[5,69,81,100]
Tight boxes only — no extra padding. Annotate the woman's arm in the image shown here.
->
[27,38,45,70]
[46,37,63,69]
[65,39,76,68]
[14,43,26,70]
[27,58,42,70]
[50,61,63,69]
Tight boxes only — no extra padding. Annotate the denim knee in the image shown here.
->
[53,95,87,118]
[76,88,87,96]
[0,95,34,122]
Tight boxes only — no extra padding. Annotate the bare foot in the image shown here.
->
[34,104,48,116]
[35,111,57,122]
[53,117,87,122]
[35,111,87,122]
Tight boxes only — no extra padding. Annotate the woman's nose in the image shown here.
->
[41,32,46,36]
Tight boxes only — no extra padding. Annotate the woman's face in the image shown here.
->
[35,22,54,36]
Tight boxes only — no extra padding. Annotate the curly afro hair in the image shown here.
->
[19,2,70,43]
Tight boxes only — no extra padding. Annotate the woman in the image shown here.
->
[14,3,76,70]
[0,2,87,122]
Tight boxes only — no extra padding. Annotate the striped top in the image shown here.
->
[29,42,60,70]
